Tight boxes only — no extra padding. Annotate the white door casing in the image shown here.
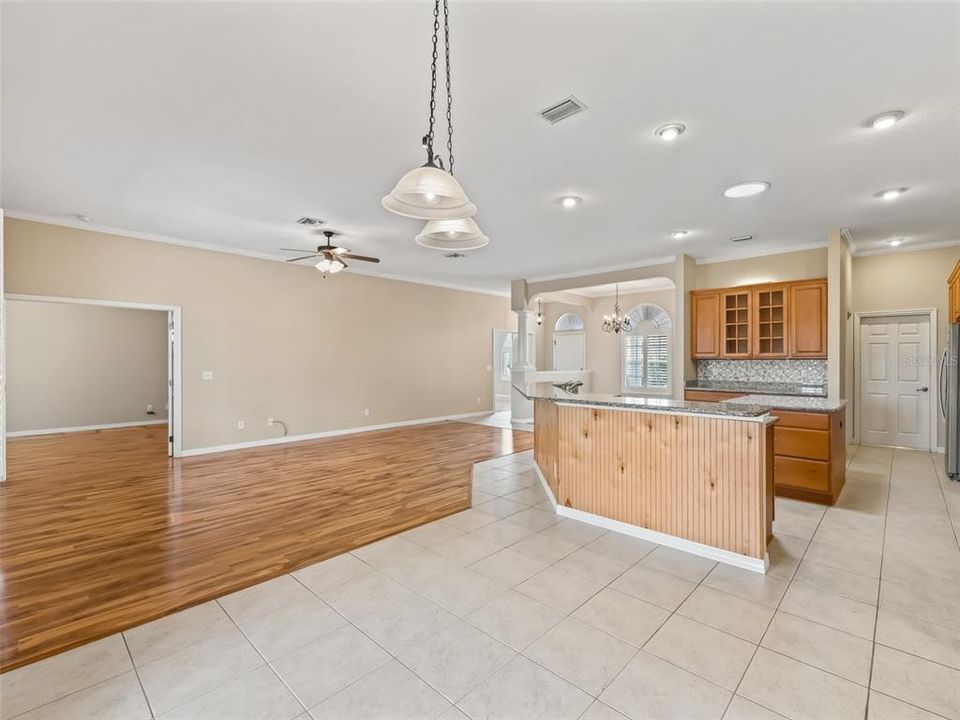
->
[859,315,931,449]
[554,333,585,371]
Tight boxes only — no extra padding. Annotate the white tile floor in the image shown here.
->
[3,445,959,720]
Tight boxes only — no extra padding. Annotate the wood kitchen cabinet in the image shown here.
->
[691,291,721,358]
[788,280,828,357]
[753,285,788,358]
[690,279,828,359]
[949,259,960,323]
[721,290,752,357]
[772,408,846,505]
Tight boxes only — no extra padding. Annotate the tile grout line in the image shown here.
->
[863,446,896,720]
[120,632,156,720]
[212,594,311,717]
[719,482,833,718]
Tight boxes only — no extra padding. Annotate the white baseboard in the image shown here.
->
[181,411,490,457]
[7,419,168,437]
[531,462,768,574]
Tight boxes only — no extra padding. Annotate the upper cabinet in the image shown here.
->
[691,278,827,359]
[788,280,828,357]
[691,291,721,358]
[722,290,752,357]
[753,285,788,358]
[949,259,960,323]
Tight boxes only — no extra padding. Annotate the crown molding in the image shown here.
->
[695,240,829,265]
[853,238,960,257]
[3,211,510,298]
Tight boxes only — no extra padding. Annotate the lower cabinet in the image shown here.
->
[772,408,845,505]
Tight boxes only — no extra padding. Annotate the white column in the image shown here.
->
[516,310,535,370]
[511,309,535,423]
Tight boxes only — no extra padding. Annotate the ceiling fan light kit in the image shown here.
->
[415,217,489,250]
[382,0,487,250]
[281,230,381,277]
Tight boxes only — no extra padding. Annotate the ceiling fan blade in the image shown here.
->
[285,255,318,263]
[280,248,315,253]
[340,254,381,263]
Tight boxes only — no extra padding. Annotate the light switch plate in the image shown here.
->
[202,370,214,381]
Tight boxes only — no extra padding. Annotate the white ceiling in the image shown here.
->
[566,278,675,298]
[3,1,958,294]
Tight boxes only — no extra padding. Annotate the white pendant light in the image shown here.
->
[382,0,480,224]
[415,217,488,250]
[382,166,476,220]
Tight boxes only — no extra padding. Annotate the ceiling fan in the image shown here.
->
[281,230,380,276]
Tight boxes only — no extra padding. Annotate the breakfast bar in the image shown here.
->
[516,383,779,573]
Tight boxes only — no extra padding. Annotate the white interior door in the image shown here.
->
[554,333,585,371]
[860,315,931,449]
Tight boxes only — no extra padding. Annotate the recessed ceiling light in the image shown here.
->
[870,110,905,130]
[887,238,904,247]
[670,230,689,240]
[655,123,686,141]
[723,181,770,199]
[557,195,582,209]
[75,214,92,223]
[878,187,907,201]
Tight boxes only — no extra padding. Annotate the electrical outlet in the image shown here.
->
[476,397,481,405]
[363,408,370,417]
[202,370,214,381]
[237,420,245,430]
[267,417,274,426]
[146,404,154,413]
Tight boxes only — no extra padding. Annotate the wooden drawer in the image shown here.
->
[775,427,830,461]
[775,455,830,492]
[685,390,745,402]
[772,410,829,430]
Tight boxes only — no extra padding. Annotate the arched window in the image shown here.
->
[554,313,584,333]
[622,304,672,392]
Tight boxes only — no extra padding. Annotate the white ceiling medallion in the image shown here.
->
[382,0,488,249]
[723,181,771,198]
[415,217,489,250]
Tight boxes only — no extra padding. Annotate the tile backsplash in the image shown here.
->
[697,359,828,385]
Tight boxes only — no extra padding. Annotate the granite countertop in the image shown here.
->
[515,382,774,419]
[724,394,848,412]
[685,380,827,398]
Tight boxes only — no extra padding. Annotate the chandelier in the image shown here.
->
[382,0,488,250]
[602,284,634,334]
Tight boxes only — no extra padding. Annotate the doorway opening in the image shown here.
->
[4,294,183,460]
[854,309,937,451]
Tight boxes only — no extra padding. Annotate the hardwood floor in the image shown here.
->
[0,421,533,672]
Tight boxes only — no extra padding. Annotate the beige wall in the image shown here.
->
[7,300,169,432]
[4,219,514,450]
[588,289,676,395]
[695,248,828,289]
[851,245,960,448]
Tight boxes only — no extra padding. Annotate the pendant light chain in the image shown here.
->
[443,0,454,175]
[425,0,441,164]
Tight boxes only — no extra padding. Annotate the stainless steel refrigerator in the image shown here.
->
[942,323,960,480]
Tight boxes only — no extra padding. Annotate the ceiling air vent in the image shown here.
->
[296,217,325,226]
[445,252,467,259]
[539,96,587,124]
[731,234,754,243]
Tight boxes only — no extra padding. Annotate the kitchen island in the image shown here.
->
[516,383,778,573]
